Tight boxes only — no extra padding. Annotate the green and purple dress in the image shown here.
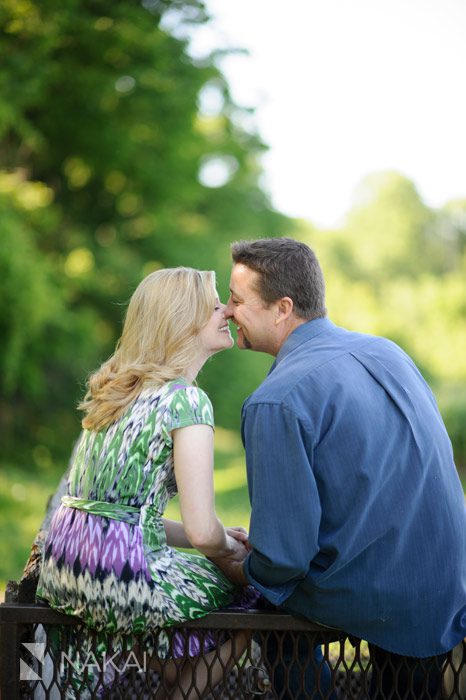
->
[37,380,253,660]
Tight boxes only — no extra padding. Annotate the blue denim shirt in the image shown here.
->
[242,318,466,656]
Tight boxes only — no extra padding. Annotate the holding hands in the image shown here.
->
[225,526,251,558]
[210,526,251,587]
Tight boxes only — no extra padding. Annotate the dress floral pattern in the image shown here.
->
[37,380,248,663]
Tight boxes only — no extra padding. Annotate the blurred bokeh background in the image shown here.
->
[1,0,465,597]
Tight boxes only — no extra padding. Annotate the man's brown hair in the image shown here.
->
[231,237,326,320]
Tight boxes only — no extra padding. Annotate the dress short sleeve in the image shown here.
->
[162,383,214,443]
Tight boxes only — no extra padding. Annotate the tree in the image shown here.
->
[0,0,289,465]
[298,172,466,465]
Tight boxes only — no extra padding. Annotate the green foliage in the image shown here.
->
[1,0,465,519]
[344,171,433,278]
[0,177,57,395]
[437,386,466,471]
[298,171,466,465]
[0,463,64,596]
[0,0,288,466]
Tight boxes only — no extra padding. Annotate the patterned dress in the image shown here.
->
[37,380,250,663]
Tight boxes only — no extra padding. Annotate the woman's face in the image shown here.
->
[198,296,234,356]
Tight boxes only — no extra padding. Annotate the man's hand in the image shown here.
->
[210,554,249,587]
[226,526,252,552]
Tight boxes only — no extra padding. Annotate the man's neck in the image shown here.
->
[272,316,307,356]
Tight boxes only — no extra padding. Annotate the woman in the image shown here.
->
[37,267,255,697]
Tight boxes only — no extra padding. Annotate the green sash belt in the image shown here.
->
[61,495,141,525]
[61,495,167,550]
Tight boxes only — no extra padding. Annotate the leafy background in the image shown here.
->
[1,0,465,597]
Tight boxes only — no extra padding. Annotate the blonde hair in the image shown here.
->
[79,267,217,431]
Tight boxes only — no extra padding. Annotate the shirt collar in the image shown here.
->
[273,317,335,369]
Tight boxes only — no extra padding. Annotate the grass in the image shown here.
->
[0,464,67,599]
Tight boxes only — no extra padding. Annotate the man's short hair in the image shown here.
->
[231,237,327,320]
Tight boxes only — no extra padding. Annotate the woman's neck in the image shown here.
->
[184,352,210,384]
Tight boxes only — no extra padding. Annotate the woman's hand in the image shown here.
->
[224,533,249,562]
[209,538,249,586]
[226,526,252,552]
[209,533,249,586]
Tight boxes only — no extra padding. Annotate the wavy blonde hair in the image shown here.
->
[79,267,217,431]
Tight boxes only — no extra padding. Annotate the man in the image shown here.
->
[214,237,466,698]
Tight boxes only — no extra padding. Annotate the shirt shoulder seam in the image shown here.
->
[247,335,384,406]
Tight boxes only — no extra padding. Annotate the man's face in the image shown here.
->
[226,263,279,355]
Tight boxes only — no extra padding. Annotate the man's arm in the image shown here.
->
[241,401,321,605]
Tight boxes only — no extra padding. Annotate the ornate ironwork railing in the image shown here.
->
[1,601,465,699]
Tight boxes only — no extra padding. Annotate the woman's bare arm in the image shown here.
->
[173,423,247,561]
[163,518,192,548]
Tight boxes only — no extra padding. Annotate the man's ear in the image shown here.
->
[275,297,294,324]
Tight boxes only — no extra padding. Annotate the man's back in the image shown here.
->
[242,318,466,656]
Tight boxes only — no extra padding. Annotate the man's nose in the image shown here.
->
[225,299,234,319]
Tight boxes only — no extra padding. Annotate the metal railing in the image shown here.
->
[1,601,465,699]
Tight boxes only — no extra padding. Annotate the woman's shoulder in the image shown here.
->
[139,379,211,407]
[163,380,214,428]
[126,380,214,439]
[167,379,212,407]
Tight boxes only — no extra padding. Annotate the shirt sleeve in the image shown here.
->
[242,401,321,606]
[162,385,214,444]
